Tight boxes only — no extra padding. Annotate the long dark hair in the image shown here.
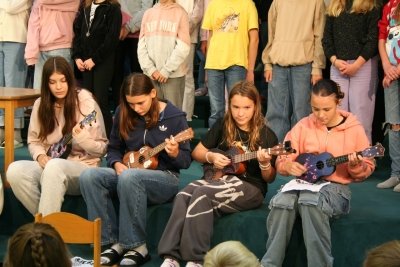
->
[38,57,80,141]
[3,223,71,267]
[223,81,265,151]
[119,73,159,140]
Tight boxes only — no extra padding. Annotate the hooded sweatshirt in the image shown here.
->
[107,101,192,174]
[137,2,190,78]
[24,0,80,65]
[277,110,375,184]
[28,89,108,167]
[0,0,31,43]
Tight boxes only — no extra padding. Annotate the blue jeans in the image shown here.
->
[206,65,246,127]
[261,183,351,267]
[384,80,400,177]
[266,64,312,141]
[0,42,27,127]
[33,48,72,89]
[79,167,179,249]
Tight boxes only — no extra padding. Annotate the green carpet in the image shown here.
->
[1,142,399,267]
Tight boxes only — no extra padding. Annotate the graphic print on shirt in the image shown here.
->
[217,8,240,32]
[386,4,400,64]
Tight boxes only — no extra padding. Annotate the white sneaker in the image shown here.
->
[377,176,400,189]
[185,261,203,267]
[161,258,180,267]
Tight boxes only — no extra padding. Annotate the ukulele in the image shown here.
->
[123,128,194,169]
[46,110,97,159]
[203,141,296,180]
[295,143,385,183]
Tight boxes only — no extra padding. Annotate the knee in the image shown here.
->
[6,161,24,186]
[79,168,98,187]
[117,170,141,190]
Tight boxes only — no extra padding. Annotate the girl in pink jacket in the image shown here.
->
[261,79,375,267]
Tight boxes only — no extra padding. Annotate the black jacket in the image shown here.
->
[72,1,122,64]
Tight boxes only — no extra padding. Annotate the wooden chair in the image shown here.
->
[35,212,101,267]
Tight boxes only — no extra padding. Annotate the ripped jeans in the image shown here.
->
[261,183,351,267]
[384,81,400,177]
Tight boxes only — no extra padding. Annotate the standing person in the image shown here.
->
[202,0,259,128]
[376,0,400,192]
[262,0,326,142]
[25,0,80,90]
[138,0,191,110]
[79,73,192,267]
[158,81,278,267]
[261,79,375,267]
[6,56,107,216]
[322,0,380,143]
[0,0,32,147]
[176,0,204,121]
[111,0,153,109]
[72,0,122,138]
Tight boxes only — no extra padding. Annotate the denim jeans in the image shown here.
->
[79,167,179,249]
[206,65,246,127]
[261,183,351,267]
[266,64,312,141]
[384,80,400,177]
[0,42,27,127]
[33,48,72,89]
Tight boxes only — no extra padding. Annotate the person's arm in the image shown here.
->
[310,0,326,84]
[27,100,50,164]
[246,29,259,83]
[159,12,191,78]
[189,0,204,34]
[261,1,276,82]
[0,0,30,13]
[192,142,230,170]
[126,0,153,34]
[24,2,40,66]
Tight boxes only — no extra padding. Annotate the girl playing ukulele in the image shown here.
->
[261,79,375,267]
[158,81,278,267]
[79,73,191,266]
[7,56,107,216]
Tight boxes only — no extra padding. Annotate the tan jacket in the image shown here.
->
[0,0,31,43]
[262,0,326,75]
[28,89,108,167]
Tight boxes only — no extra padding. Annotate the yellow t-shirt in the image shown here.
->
[202,0,258,70]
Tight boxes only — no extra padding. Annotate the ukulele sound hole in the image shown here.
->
[138,156,146,164]
[316,161,325,170]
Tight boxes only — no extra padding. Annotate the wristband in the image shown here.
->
[259,162,271,170]
[205,151,212,164]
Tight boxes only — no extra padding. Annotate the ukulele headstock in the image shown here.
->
[174,128,194,143]
[269,141,296,156]
[79,110,97,128]
[361,143,385,158]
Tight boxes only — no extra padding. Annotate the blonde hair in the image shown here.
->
[363,240,400,267]
[204,241,260,267]
[327,0,375,17]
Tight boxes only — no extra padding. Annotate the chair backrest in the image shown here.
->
[35,212,101,267]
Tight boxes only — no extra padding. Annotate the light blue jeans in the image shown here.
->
[261,182,351,267]
[384,80,400,177]
[33,48,72,89]
[79,167,179,249]
[266,64,312,141]
[206,65,246,127]
[0,42,27,128]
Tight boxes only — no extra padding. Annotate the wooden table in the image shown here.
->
[0,87,40,174]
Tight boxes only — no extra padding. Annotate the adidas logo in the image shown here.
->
[159,125,167,131]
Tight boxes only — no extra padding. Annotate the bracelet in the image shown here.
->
[259,162,271,170]
[205,151,212,164]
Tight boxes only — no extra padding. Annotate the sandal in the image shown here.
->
[119,250,151,267]
[100,248,122,266]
